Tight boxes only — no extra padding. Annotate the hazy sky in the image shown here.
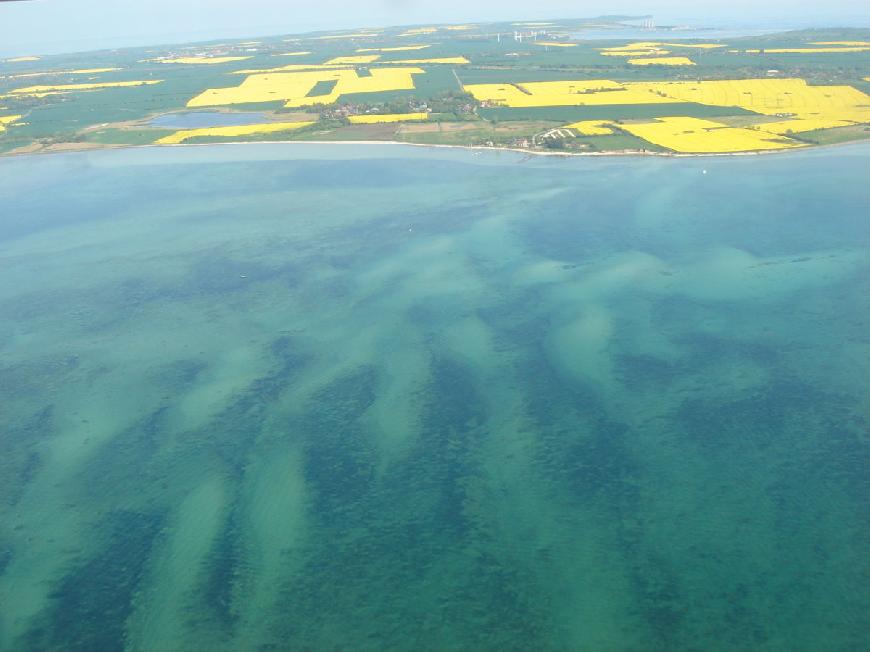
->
[1,0,868,57]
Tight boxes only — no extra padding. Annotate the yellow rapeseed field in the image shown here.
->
[5,56,40,63]
[0,114,23,133]
[386,57,470,64]
[348,112,428,124]
[234,64,350,74]
[657,42,725,49]
[565,120,614,135]
[299,68,423,106]
[357,45,431,52]
[444,25,475,31]
[10,80,162,97]
[399,28,438,36]
[159,56,252,64]
[602,42,662,50]
[599,42,721,57]
[745,47,870,53]
[600,44,668,54]
[325,55,381,65]
[600,49,669,57]
[69,68,121,74]
[627,56,695,66]
[631,79,870,124]
[464,80,682,107]
[617,117,801,152]
[156,121,314,144]
[189,72,325,104]
[188,67,424,108]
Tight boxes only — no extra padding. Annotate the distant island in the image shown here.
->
[1,17,868,156]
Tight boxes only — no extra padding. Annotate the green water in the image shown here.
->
[0,144,867,651]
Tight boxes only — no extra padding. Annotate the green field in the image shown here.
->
[796,124,870,145]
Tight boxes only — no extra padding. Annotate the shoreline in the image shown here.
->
[0,136,864,161]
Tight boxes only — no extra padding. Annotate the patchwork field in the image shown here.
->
[188,67,425,107]
[0,19,867,154]
[614,117,801,152]
[0,114,22,133]
[464,80,681,107]
[465,77,869,150]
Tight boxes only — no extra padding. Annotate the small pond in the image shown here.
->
[149,111,267,129]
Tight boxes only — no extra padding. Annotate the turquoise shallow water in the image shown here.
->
[0,144,868,651]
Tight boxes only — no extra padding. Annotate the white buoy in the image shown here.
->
[702,169,708,174]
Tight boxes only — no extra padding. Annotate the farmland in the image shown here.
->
[0,114,22,133]
[1,18,868,155]
[613,116,800,152]
[154,120,315,144]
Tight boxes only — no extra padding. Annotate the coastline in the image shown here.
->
[0,136,865,161]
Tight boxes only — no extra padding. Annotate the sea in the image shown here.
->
[0,143,868,651]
